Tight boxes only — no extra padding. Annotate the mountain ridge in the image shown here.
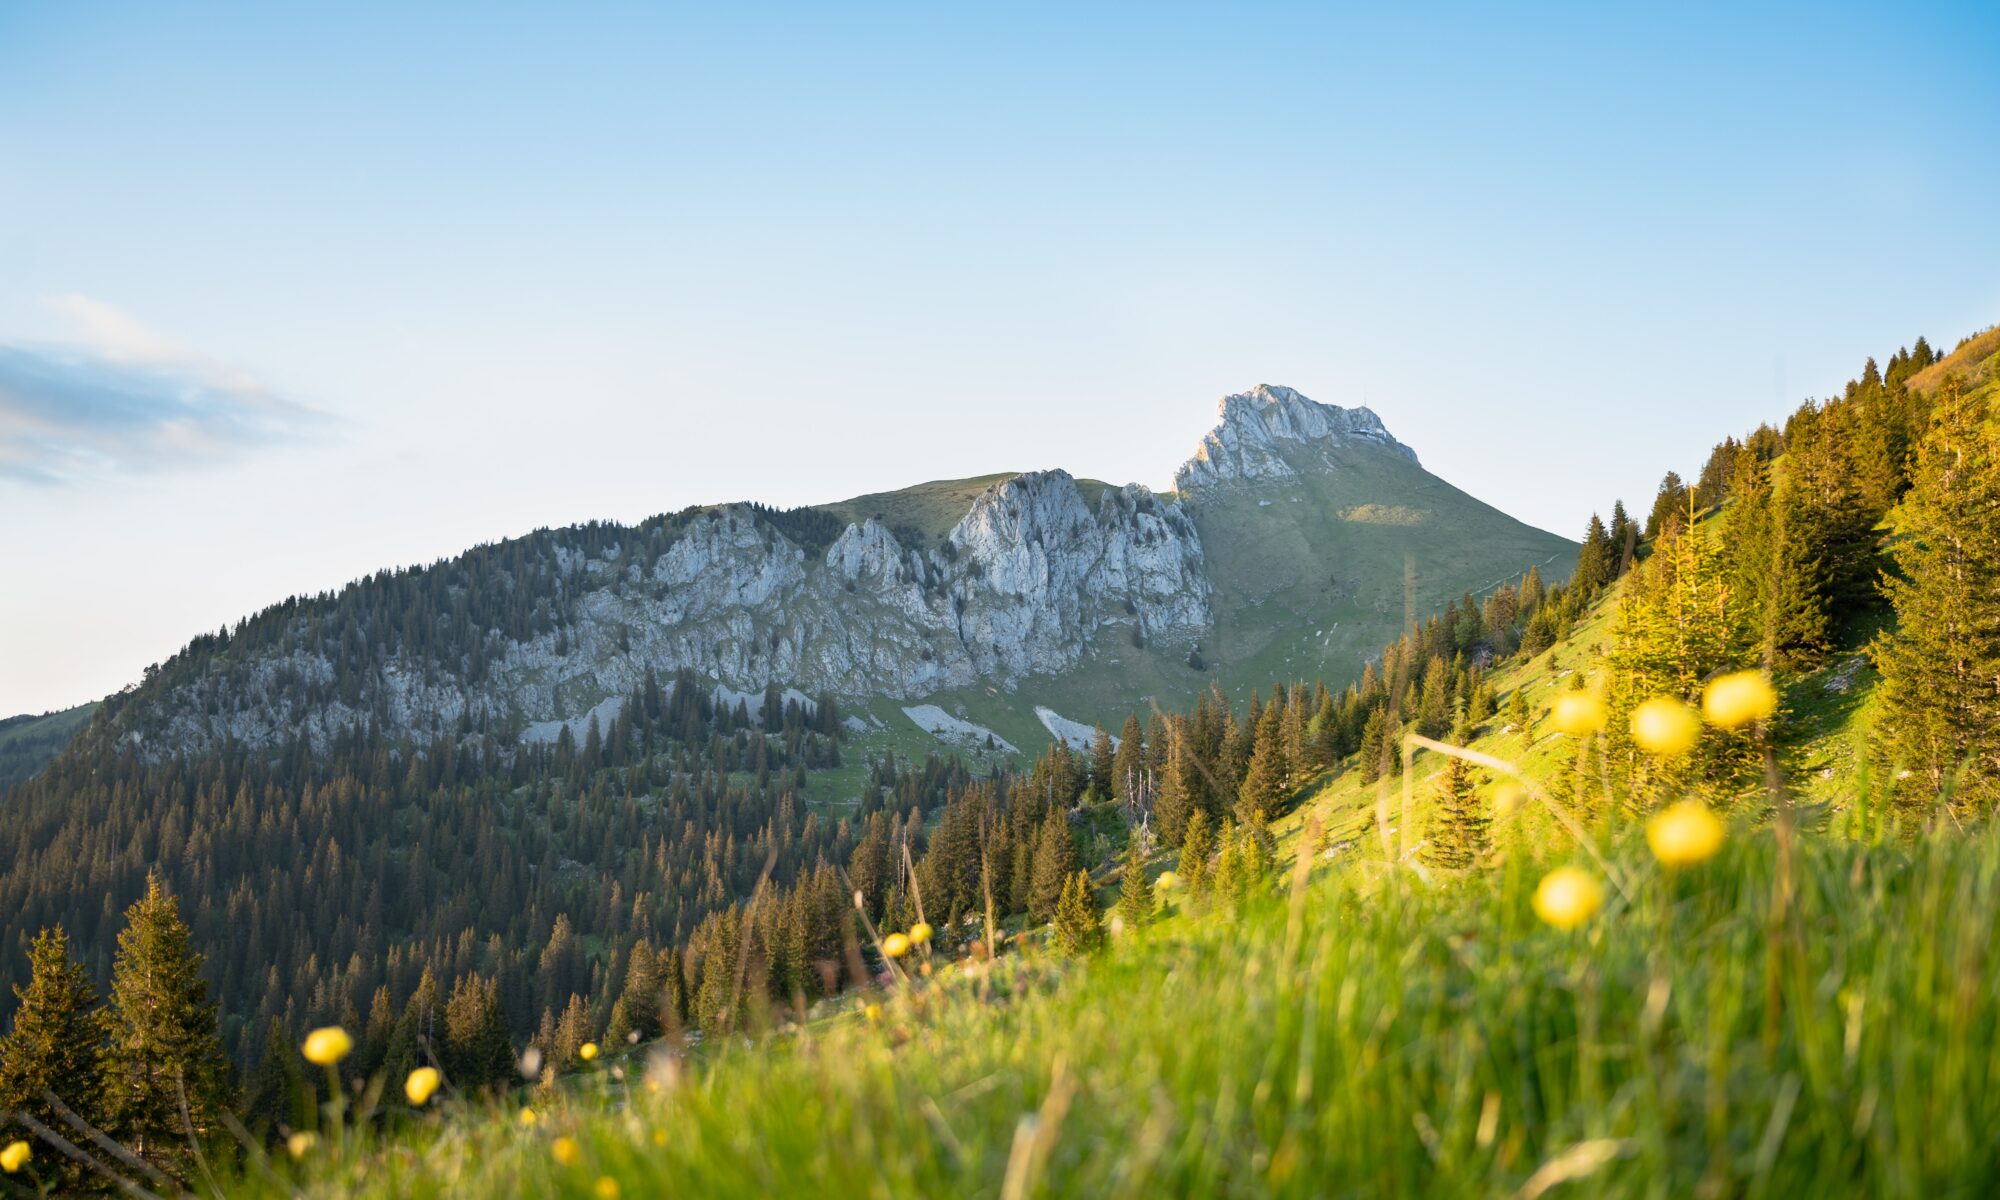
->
[44,385,1576,771]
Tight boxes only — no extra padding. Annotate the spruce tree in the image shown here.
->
[1151,725,1200,847]
[1573,514,1614,593]
[1088,727,1116,801]
[1111,714,1146,804]
[1874,380,2000,804]
[1051,871,1103,956]
[385,967,440,1084]
[0,926,108,1139]
[101,874,232,1173]
[1179,808,1216,899]
[242,1016,303,1138]
[1112,838,1153,932]
[1028,806,1077,923]
[1423,752,1489,870]
[1236,713,1288,828]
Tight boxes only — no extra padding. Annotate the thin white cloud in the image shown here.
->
[0,297,333,485]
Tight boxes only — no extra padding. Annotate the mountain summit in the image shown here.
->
[61,385,1574,763]
[1176,384,1418,492]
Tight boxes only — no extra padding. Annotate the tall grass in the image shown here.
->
[215,811,2000,1198]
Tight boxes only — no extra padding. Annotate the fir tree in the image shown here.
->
[1029,806,1077,923]
[1179,808,1216,899]
[1112,838,1153,932]
[1051,871,1103,956]
[1088,727,1116,801]
[1573,514,1615,593]
[553,993,592,1066]
[242,1015,303,1138]
[1111,714,1146,804]
[1874,380,2000,805]
[0,926,109,1145]
[1151,726,1201,848]
[1236,710,1288,829]
[385,967,441,1085]
[1423,752,1489,870]
[101,874,232,1174]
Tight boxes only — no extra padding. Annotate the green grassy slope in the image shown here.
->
[245,792,1993,1198]
[0,701,97,790]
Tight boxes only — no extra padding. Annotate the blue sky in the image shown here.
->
[2,1,1997,714]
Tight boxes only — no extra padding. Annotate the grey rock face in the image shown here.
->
[1174,384,1417,492]
[124,385,1411,753]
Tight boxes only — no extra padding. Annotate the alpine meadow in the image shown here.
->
[3,4,2000,1197]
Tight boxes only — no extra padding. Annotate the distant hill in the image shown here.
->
[0,702,97,789]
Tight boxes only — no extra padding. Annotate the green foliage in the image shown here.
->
[1874,380,2000,806]
[1421,754,1489,870]
[0,925,109,1179]
[101,874,231,1176]
[1050,870,1102,956]
[1112,839,1152,932]
[1029,807,1078,924]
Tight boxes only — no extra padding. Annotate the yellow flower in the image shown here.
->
[1646,801,1725,869]
[864,1002,882,1024]
[1703,671,1777,729]
[301,1026,353,1066]
[580,1042,599,1062]
[552,1136,582,1167]
[1,1140,31,1172]
[1154,870,1177,891]
[285,1131,317,1160]
[594,1178,621,1199]
[1532,866,1604,930]
[1551,691,1606,736]
[404,1066,441,1105]
[1492,782,1524,819]
[518,1106,539,1127]
[882,932,911,959]
[909,921,934,946]
[650,1128,668,1148]
[1630,696,1701,756]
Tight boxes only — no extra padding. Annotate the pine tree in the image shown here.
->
[1423,753,1489,870]
[1112,838,1153,932]
[1874,380,2000,805]
[242,1016,302,1138]
[0,926,109,1141]
[1415,655,1453,738]
[1088,727,1116,801]
[1506,686,1530,733]
[1111,714,1146,804]
[1179,808,1215,899]
[553,993,592,1066]
[385,967,440,1084]
[101,874,232,1174]
[1357,705,1389,783]
[357,984,395,1081]
[1573,514,1615,593]
[1211,824,1248,904]
[1051,871,1103,956]
[1152,726,1201,848]
[1236,710,1288,828]
[1028,806,1076,923]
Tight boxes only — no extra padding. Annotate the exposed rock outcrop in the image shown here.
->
[1174,384,1417,492]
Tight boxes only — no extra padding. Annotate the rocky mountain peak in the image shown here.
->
[1174,383,1418,492]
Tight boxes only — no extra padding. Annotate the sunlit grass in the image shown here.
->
[228,808,2000,1198]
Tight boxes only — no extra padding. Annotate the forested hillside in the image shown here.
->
[0,327,1995,1196]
